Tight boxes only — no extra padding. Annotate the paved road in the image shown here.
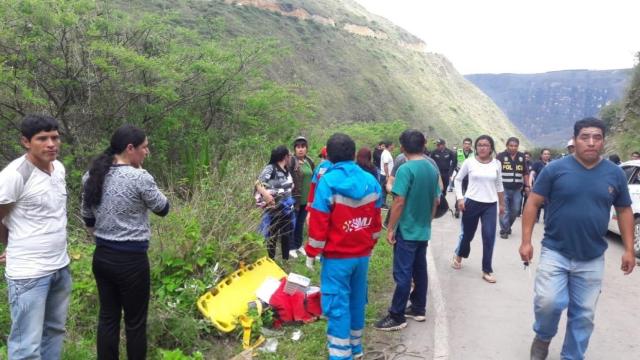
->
[377,192,640,359]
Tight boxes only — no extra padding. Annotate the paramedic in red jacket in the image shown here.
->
[305,133,383,360]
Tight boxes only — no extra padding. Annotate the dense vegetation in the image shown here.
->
[603,53,640,158]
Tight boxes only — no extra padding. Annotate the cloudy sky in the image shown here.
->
[355,0,640,75]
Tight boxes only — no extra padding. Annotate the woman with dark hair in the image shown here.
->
[81,124,169,360]
[451,135,505,283]
[356,147,379,180]
[255,145,295,260]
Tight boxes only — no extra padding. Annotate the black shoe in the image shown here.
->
[507,229,512,235]
[404,307,426,322]
[374,315,407,331]
[500,232,509,239]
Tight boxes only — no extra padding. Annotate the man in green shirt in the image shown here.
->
[374,129,440,331]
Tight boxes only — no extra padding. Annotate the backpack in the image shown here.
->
[433,193,450,219]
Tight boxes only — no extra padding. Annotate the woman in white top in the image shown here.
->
[451,135,505,283]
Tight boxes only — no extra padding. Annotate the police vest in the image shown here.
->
[498,151,527,190]
[456,149,473,167]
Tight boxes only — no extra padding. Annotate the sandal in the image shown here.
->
[482,273,496,283]
[451,256,462,270]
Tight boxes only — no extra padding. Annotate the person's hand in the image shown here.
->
[0,251,6,264]
[457,199,465,212]
[499,203,505,216]
[621,250,636,275]
[519,243,533,263]
[385,182,392,194]
[264,193,275,207]
[524,186,531,195]
[305,256,315,270]
[386,228,396,245]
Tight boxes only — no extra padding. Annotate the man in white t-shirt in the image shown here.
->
[379,140,394,207]
[0,114,72,359]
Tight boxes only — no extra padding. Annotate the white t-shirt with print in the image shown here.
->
[380,149,394,177]
[0,155,70,279]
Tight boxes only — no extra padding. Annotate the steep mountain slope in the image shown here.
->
[466,69,632,147]
[608,57,640,156]
[138,0,528,147]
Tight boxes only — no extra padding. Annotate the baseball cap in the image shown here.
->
[293,136,308,146]
[566,139,575,147]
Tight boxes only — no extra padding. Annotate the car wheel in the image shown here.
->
[634,217,640,258]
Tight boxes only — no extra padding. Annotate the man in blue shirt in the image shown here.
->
[519,118,635,360]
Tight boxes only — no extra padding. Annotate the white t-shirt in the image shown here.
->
[380,149,394,177]
[454,157,504,203]
[0,155,70,279]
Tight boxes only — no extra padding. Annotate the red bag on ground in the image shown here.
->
[268,278,321,326]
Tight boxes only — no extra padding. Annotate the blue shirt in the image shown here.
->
[533,156,631,260]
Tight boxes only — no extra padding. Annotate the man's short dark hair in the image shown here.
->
[399,129,425,154]
[327,133,355,163]
[506,137,519,145]
[631,151,640,157]
[463,137,472,144]
[383,140,393,148]
[574,117,606,138]
[20,114,59,140]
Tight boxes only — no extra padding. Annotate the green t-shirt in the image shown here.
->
[300,160,313,205]
[391,158,440,241]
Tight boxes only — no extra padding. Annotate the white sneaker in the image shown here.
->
[289,250,299,259]
[298,247,306,256]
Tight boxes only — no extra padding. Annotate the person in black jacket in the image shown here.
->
[431,138,457,197]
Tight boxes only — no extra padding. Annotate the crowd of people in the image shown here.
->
[0,113,637,360]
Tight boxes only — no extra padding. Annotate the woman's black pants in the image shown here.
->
[92,246,150,360]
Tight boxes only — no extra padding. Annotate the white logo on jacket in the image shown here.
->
[343,217,372,232]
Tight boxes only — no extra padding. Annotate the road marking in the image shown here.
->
[428,246,449,359]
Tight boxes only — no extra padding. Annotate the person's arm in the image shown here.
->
[454,160,469,210]
[0,204,13,263]
[529,171,536,188]
[386,196,405,245]
[305,177,332,259]
[615,206,636,275]
[386,175,395,194]
[519,192,545,262]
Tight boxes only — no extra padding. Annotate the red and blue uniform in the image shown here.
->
[305,161,382,359]
[306,159,333,210]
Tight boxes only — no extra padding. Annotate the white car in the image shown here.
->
[608,160,640,257]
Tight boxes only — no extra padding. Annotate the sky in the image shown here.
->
[355,0,640,75]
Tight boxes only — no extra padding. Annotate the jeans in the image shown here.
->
[533,247,604,360]
[380,175,388,206]
[455,199,497,273]
[292,205,308,250]
[389,229,428,321]
[321,257,369,360]
[7,266,72,360]
[500,188,523,234]
[93,246,150,360]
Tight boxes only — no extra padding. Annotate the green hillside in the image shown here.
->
[138,0,529,147]
[606,54,640,157]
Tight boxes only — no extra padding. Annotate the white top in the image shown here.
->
[380,149,394,177]
[454,157,504,203]
[0,155,70,279]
